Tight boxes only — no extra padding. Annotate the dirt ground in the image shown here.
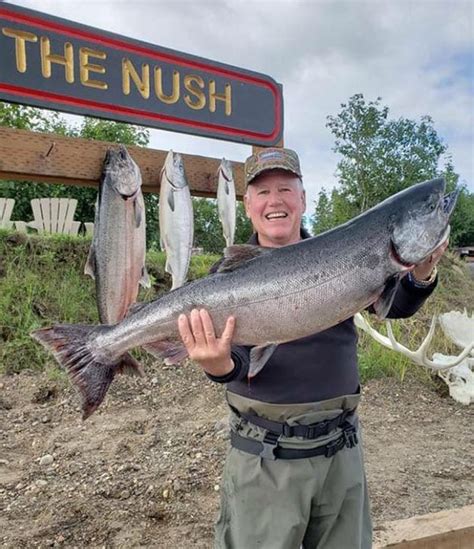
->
[1,364,473,548]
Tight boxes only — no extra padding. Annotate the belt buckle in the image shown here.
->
[259,432,279,460]
[324,437,342,458]
[342,422,358,448]
[308,419,328,439]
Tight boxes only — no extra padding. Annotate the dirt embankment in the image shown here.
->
[1,365,473,548]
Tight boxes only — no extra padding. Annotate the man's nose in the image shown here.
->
[268,192,283,205]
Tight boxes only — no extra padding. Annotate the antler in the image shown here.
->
[354,313,474,371]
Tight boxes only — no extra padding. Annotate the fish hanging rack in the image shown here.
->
[0,126,268,200]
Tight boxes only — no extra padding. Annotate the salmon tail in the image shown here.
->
[31,325,144,419]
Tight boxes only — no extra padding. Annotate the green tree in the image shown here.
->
[192,198,252,254]
[311,94,472,246]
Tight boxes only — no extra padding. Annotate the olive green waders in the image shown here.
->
[215,392,372,549]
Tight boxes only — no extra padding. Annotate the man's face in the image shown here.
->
[244,169,306,248]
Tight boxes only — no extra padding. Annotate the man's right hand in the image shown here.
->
[178,309,236,377]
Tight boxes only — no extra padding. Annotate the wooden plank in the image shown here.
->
[0,126,246,199]
[40,199,51,233]
[374,505,474,548]
[30,199,43,231]
[63,199,78,235]
[14,220,27,232]
[50,198,59,233]
[70,221,81,236]
[0,197,14,228]
[58,199,68,233]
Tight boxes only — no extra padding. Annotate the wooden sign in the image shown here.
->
[0,3,283,145]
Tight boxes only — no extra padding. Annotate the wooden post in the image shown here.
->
[373,505,474,548]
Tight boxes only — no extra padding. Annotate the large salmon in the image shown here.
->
[34,178,458,418]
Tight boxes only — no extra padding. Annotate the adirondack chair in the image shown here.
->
[16,198,81,235]
[0,198,14,229]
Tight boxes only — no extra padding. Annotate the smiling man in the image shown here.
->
[177,147,445,549]
[243,148,306,247]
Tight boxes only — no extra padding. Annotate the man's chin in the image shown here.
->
[260,226,297,246]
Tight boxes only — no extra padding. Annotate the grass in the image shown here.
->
[1,229,473,382]
[0,230,219,374]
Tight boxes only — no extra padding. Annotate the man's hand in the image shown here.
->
[412,239,449,281]
[178,309,236,377]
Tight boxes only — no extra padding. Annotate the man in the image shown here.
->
[177,148,446,549]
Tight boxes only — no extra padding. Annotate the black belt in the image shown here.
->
[229,405,356,439]
[230,421,358,460]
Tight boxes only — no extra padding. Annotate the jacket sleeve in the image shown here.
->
[380,273,438,319]
[206,345,251,384]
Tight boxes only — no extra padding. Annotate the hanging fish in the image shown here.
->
[159,150,194,290]
[217,158,236,247]
[84,146,150,324]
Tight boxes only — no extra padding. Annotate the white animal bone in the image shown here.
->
[353,313,474,371]
[354,310,474,405]
[438,309,474,352]
[433,354,474,405]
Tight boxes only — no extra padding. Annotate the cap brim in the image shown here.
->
[247,165,302,186]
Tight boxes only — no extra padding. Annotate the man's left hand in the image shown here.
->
[412,239,449,281]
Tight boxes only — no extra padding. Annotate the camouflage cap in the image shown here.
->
[244,147,302,186]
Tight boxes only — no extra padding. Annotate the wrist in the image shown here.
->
[202,358,235,377]
[410,266,438,287]
[205,359,238,384]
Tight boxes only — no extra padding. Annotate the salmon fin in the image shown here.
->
[133,198,143,228]
[127,301,148,316]
[116,354,145,377]
[84,244,96,279]
[225,181,230,195]
[31,324,135,420]
[217,245,271,273]
[248,344,277,378]
[167,188,175,212]
[374,275,400,319]
[142,340,188,365]
[140,266,151,288]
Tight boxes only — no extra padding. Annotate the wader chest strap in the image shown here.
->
[230,405,356,439]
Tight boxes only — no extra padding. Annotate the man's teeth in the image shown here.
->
[266,212,287,219]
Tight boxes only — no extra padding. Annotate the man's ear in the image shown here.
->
[244,193,251,218]
[302,189,307,213]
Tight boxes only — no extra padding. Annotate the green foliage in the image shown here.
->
[0,232,98,373]
[449,184,474,246]
[0,102,71,134]
[312,93,473,246]
[192,198,252,253]
[0,231,217,374]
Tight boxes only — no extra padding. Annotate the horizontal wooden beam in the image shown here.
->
[374,505,474,548]
[0,126,245,198]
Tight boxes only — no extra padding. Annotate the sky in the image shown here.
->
[4,0,474,216]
